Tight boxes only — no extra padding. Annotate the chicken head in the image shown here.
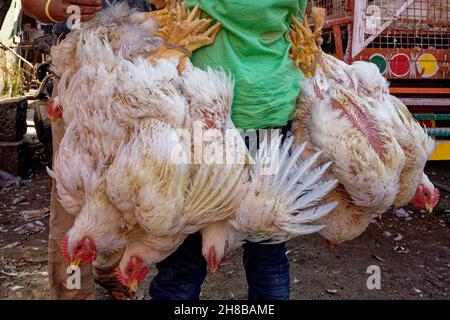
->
[115,256,149,293]
[61,235,97,267]
[411,175,440,213]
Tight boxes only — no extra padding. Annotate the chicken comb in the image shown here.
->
[48,98,63,121]
[86,238,98,264]
[136,266,149,281]
[115,266,130,287]
[207,247,217,270]
[432,188,440,207]
[61,235,71,262]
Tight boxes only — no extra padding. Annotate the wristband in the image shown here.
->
[45,0,64,24]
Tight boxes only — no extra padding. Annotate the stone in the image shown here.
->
[0,97,28,142]
[0,139,29,176]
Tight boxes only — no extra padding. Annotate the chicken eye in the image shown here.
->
[76,245,82,251]
[128,268,133,273]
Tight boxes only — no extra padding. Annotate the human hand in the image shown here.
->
[47,0,103,22]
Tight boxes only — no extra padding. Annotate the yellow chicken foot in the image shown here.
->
[289,7,326,77]
[148,1,222,72]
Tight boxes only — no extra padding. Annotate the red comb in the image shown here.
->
[136,266,149,281]
[432,188,440,207]
[61,235,71,262]
[48,98,63,121]
[115,266,130,287]
[83,238,97,264]
[207,247,217,270]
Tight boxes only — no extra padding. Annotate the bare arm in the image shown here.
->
[21,0,102,23]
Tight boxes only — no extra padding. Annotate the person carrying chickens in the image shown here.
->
[20,0,166,300]
[148,0,308,300]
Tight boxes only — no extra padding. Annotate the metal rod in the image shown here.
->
[0,41,34,69]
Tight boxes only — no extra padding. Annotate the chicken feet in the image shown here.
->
[289,7,326,77]
[148,1,222,71]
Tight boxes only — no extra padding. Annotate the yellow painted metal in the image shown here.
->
[429,140,450,161]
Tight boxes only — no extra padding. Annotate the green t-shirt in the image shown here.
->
[186,0,307,130]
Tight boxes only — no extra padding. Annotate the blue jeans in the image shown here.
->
[150,233,290,300]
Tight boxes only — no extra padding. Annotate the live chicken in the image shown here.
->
[49,2,336,292]
[290,8,438,246]
[201,7,440,265]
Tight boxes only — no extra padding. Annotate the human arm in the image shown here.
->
[21,0,102,23]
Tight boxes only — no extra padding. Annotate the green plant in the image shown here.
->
[0,52,25,98]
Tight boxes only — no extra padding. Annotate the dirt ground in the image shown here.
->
[0,138,449,300]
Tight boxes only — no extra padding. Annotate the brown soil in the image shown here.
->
[0,143,449,300]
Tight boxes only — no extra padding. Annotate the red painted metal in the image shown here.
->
[390,87,450,95]
[355,48,449,80]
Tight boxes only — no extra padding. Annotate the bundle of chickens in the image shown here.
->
[48,2,439,292]
[286,7,439,247]
[48,2,340,291]
[201,9,439,268]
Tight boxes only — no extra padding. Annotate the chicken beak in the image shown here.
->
[70,258,82,267]
[209,266,218,273]
[129,279,138,293]
[325,239,338,251]
[425,203,433,214]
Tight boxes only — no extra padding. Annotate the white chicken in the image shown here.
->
[116,132,337,288]
[49,2,337,292]
[289,8,438,246]
[50,3,194,266]
[201,7,440,263]
[200,134,338,271]
[112,52,337,289]
[349,62,439,211]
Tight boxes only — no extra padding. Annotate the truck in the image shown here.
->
[312,0,450,160]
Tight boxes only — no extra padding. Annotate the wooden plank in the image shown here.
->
[333,24,345,61]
